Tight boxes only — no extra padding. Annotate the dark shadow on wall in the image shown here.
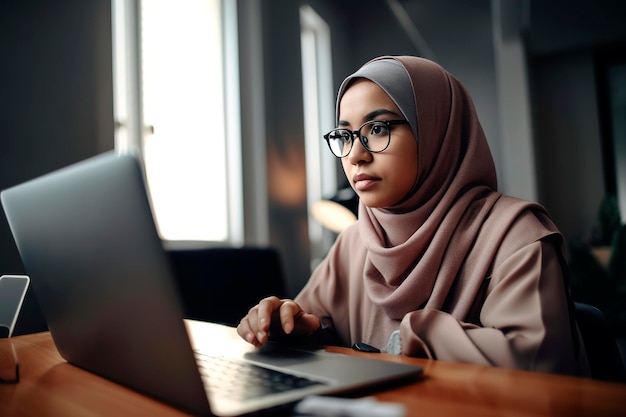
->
[0,0,115,335]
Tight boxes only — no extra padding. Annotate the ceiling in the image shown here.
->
[389,0,626,55]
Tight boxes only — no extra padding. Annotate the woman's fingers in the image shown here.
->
[237,308,261,346]
[237,296,283,346]
[237,297,321,346]
[237,297,320,347]
[296,312,323,335]
[256,296,282,333]
[278,300,301,334]
[279,301,321,335]
[253,296,282,344]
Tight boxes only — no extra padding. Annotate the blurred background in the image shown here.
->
[1,0,625,336]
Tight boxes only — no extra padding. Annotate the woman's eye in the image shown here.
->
[369,123,389,136]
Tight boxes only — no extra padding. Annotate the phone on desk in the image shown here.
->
[0,275,30,338]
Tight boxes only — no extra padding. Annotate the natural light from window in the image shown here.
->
[300,5,336,268]
[140,0,228,241]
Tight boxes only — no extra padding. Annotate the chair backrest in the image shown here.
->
[0,275,30,338]
[574,302,626,382]
[167,246,288,326]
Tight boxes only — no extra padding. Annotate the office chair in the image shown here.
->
[167,246,288,326]
[574,302,626,382]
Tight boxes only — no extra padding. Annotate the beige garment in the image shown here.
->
[295,56,589,377]
[296,197,589,376]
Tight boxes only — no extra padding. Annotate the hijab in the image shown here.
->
[336,56,560,320]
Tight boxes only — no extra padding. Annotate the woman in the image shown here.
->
[237,56,589,376]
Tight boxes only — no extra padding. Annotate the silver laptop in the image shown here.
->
[1,151,422,416]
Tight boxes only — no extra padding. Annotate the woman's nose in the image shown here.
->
[346,136,372,164]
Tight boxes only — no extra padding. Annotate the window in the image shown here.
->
[112,0,242,244]
[300,5,336,268]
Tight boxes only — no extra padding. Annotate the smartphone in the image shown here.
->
[0,275,30,338]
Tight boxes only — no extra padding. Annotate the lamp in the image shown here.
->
[311,186,359,233]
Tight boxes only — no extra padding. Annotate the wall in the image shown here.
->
[0,0,114,334]
[526,0,626,242]
[245,0,312,295]
[530,51,605,241]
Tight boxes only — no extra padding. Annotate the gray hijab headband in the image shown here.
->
[336,59,418,141]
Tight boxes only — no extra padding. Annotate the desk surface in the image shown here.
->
[1,328,625,417]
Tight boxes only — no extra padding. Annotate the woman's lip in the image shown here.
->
[354,179,378,191]
[353,173,379,191]
[353,173,377,182]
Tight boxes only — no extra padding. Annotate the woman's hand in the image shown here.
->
[236,296,321,347]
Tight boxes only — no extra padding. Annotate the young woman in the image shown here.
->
[237,56,589,376]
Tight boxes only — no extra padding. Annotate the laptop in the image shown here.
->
[0,151,422,416]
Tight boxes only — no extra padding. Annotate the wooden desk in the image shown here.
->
[1,331,625,417]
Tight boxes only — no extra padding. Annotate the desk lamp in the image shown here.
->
[311,186,358,234]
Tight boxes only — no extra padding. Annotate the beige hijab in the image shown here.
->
[337,56,563,321]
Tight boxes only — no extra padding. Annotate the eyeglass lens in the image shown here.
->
[325,120,398,158]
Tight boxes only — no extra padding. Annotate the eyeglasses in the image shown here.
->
[323,119,410,158]
[0,326,19,384]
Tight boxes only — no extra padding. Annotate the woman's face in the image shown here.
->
[338,79,418,208]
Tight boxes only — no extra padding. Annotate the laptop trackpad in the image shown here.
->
[244,341,319,366]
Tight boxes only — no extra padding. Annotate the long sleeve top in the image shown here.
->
[295,220,590,377]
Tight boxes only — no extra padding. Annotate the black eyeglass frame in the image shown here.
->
[323,119,410,158]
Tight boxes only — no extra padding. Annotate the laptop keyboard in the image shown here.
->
[194,351,325,400]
